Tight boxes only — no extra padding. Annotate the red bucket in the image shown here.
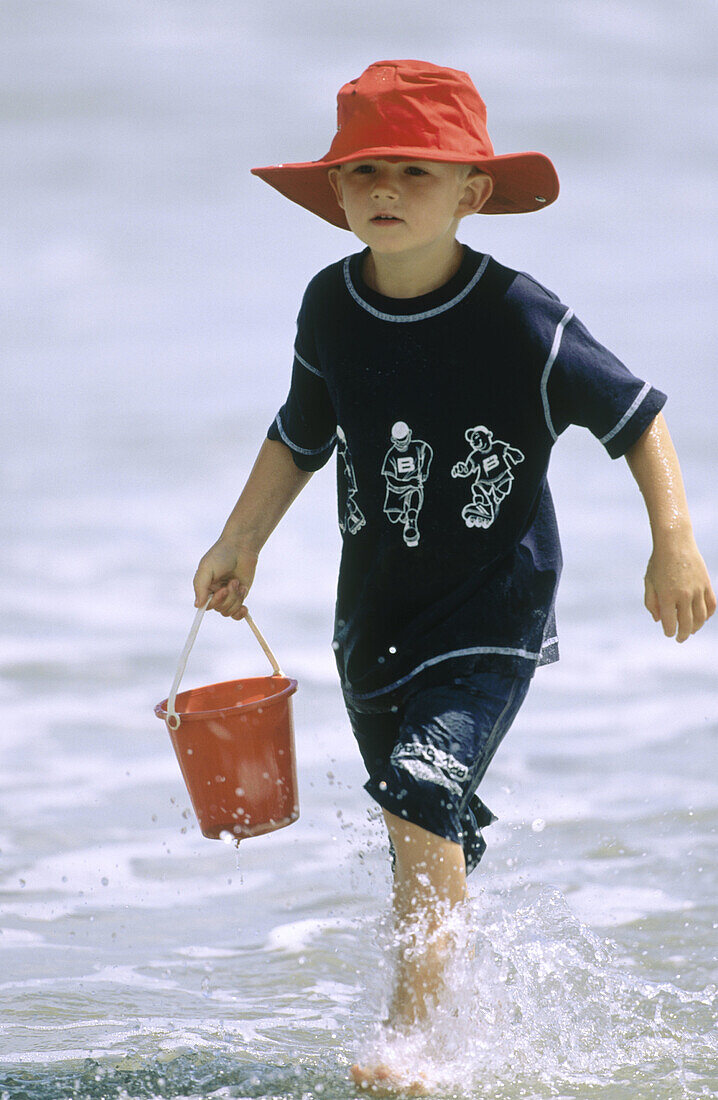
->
[155,605,299,841]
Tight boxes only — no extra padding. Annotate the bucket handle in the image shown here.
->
[165,600,284,731]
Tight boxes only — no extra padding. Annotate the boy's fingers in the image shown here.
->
[209,580,240,615]
[208,582,250,619]
[690,588,717,635]
[644,578,661,621]
[194,565,228,608]
[193,569,211,607]
[674,593,694,643]
[691,593,707,635]
[206,588,226,612]
[230,588,249,619]
[659,599,677,639]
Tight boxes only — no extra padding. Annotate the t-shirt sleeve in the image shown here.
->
[266,285,337,472]
[512,275,667,459]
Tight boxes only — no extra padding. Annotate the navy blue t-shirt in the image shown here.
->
[268,246,666,702]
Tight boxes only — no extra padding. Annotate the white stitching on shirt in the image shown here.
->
[599,382,651,446]
[350,642,552,700]
[540,307,574,442]
[294,348,323,377]
[273,412,336,456]
[343,253,490,322]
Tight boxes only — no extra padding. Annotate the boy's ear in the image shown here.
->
[327,167,345,210]
[457,170,493,219]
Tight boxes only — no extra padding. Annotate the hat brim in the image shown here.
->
[251,148,559,228]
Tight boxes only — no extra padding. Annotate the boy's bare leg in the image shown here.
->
[384,810,467,1027]
[352,810,467,1094]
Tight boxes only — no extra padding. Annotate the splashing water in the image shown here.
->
[355,884,718,1099]
[1,879,716,1099]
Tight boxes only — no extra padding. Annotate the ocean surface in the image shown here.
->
[2,1,717,1097]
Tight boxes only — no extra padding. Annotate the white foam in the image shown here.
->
[173,946,240,959]
[0,928,46,949]
[264,916,354,954]
[568,883,693,927]
[1,835,273,921]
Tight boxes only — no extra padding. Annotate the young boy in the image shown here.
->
[193,60,715,1092]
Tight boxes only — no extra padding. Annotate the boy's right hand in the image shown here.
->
[193,539,259,620]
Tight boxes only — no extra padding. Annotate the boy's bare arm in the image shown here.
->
[193,438,312,618]
[625,413,715,642]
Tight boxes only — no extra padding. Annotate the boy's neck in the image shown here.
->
[362,238,465,299]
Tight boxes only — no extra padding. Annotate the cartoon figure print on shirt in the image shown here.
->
[382,421,433,548]
[336,425,366,535]
[451,424,524,529]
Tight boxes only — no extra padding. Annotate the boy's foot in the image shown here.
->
[350,1062,429,1096]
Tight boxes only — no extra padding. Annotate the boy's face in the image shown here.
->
[327,159,492,257]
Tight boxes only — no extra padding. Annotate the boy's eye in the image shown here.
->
[348,163,429,176]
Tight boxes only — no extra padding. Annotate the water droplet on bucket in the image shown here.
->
[235,787,244,796]
[389,645,397,654]
[532,818,546,832]
[219,830,234,844]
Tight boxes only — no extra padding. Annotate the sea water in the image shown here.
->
[2,1,717,1097]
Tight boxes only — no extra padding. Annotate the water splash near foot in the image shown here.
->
[351,1055,430,1096]
[354,883,718,1098]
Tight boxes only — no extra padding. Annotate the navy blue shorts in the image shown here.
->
[343,670,531,874]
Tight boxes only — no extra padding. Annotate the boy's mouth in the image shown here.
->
[371,214,403,224]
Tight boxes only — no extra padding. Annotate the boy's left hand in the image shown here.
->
[643,533,716,642]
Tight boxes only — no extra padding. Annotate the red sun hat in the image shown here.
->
[251,59,559,229]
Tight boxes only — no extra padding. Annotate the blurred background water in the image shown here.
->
[1,1,717,1097]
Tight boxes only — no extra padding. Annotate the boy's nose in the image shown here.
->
[371,170,399,199]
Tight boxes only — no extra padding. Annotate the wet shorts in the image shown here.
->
[343,670,531,874]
